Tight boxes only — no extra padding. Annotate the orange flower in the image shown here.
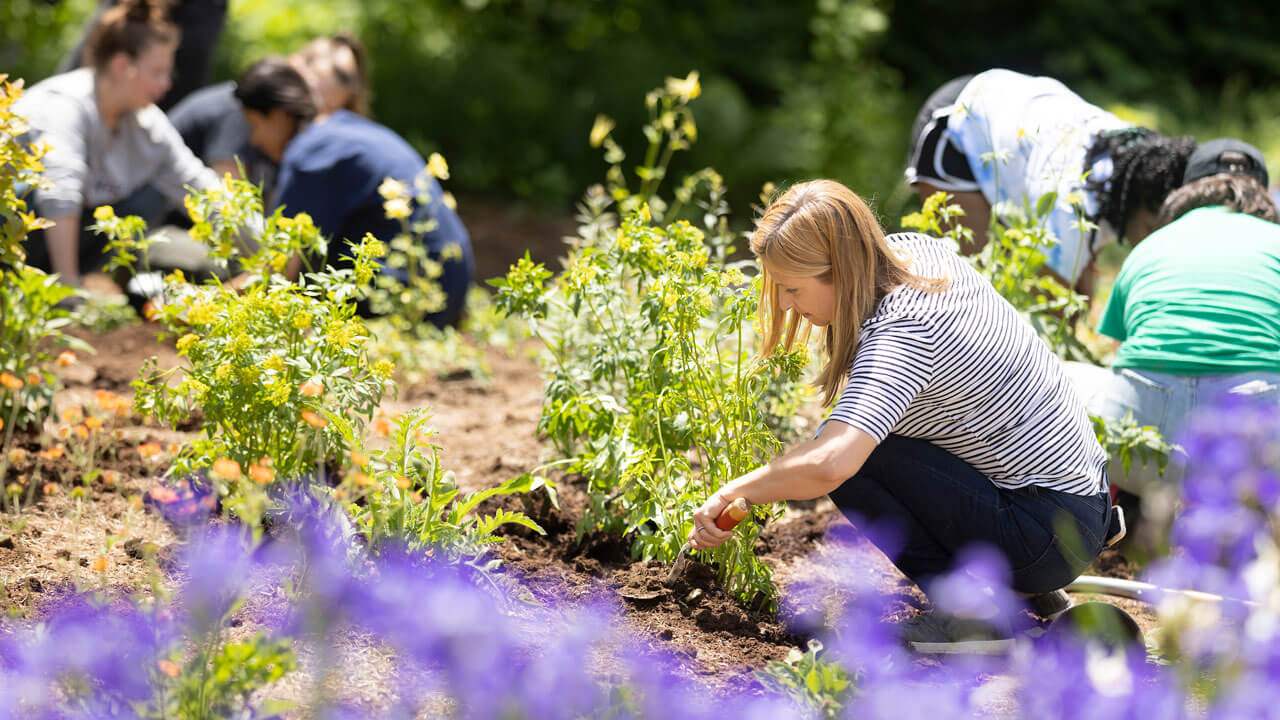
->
[91,556,108,572]
[301,410,327,428]
[395,475,412,490]
[57,426,71,440]
[211,458,241,480]
[39,446,64,460]
[248,463,274,484]
[299,379,324,397]
[148,486,178,503]
[94,389,127,414]
[332,488,346,500]
[156,659,181,678]
[0,417,4,432]
[354,471,373,487]
[84,416,103,432]
[42,482,59,496]
[26,372,40,386]
[0,373,23,391]
[102,469,121,485]
[410,491,423,504]
[57,351,76,367]
[137,442,162,459]
[61,406,84,424]
[72,424,89,440]
[373,413,391,438]
[350,450,369,467]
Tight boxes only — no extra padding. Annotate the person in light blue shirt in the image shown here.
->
[905,69,1195,293]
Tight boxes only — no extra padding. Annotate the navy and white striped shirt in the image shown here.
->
[828,233,1107,496]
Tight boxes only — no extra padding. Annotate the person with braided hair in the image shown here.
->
[905,69,1196,293]
[15,0,219,289]
[1066,138,1280,496]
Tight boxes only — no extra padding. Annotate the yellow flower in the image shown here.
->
[442,192,457,211]
[265,379,291,406]
[293,312,313,330]
[665,71,701,102]
[426,153,450,180]
[175,333,198,355]
[373,359,395,380]
[93,205,115,221]
[186,301,218,326]
[589,114,615,148]
[378,177,409,201]
[384,197,412,220]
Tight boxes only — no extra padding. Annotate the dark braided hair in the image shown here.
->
[1084,128,1196,241]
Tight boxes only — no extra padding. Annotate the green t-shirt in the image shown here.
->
[1098,205,1280,375]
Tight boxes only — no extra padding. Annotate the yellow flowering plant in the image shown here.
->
[491,75,811,608]
[116,182,393,529]
[0,76,91,490]
[364,158,525,384]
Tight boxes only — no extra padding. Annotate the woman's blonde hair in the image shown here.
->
[751,179,946,406]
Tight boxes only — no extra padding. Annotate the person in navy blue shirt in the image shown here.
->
[233,57,473,328]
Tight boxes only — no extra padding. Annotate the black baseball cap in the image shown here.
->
[1183,137,1269,187]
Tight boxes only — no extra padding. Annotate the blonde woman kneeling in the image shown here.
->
[688,180,1114,635]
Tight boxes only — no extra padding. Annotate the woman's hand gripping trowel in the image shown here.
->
[665,497,751,585]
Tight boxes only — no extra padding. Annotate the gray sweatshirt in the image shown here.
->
[14,68,218,219]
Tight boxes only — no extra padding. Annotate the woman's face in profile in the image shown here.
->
[770,268,836,328]
[291,39,358,114]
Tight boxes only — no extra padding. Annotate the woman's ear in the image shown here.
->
[106,52,133,79]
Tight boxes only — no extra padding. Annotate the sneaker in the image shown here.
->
[1029,588,1072,620]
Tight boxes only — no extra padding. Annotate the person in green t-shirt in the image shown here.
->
[1065,138,1280,501]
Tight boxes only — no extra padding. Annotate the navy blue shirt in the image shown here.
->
[274,110,473,326]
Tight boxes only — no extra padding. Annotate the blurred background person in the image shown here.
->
[15,0,219,289]
[55,0,227,111]
[1064,138,1280,545]
[905,69,1196,294]
[166,33,369,208]
[234,57,472,328]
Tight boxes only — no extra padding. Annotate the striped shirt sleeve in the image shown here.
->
[828,317,936,441]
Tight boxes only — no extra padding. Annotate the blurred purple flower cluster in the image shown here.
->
[2,392,1279,718]
[0,500,800,719]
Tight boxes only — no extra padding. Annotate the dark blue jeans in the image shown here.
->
[828,434,1110,595]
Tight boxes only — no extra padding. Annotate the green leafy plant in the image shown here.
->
[0,75,91,495]
[363,161,527,383]
[755,640,856,719]
[345,408,550,570]
[94,179,393,530]
[492,74,811,607]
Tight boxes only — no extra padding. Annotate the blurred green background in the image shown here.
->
[5,0,1280,225]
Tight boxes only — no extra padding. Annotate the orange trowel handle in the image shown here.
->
[714,497,751,531]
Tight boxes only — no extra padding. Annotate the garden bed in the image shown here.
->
[1,318,1157,709]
